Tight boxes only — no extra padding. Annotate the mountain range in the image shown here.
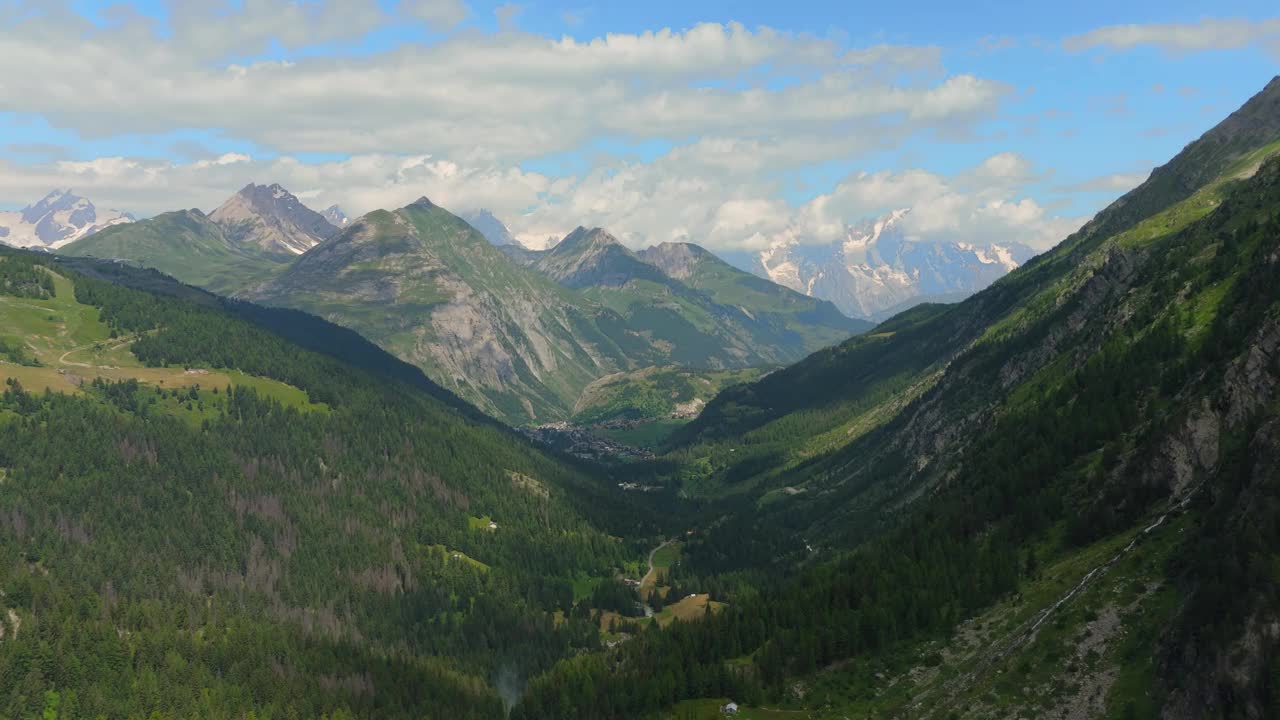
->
[0,189,134,249]
[732,207,1038,319]
[59,182,340,296]
[61,187,869,425]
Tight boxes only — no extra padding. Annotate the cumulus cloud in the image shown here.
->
[1064,17,1280,55]
[0,11,987,162]
[780,155,1085,250]
[958,151,1042,188]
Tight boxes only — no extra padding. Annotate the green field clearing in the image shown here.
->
[0,265,324,413]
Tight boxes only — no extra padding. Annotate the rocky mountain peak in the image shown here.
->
[558,226,622,253]
[209,182,338,255]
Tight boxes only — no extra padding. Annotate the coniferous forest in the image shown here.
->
[0,32,1279,720]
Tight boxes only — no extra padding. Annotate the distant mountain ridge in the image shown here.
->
[461,209,519,246]
[243,202,867,424]
[0,189,134,249]
[749,208,1037,319]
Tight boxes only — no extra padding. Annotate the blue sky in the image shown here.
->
[0,0,1277,250]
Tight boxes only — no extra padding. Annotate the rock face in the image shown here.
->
[209,183,339,255]
[0,190,133,249]
[749,208,1036,319]
[637,241,706,281]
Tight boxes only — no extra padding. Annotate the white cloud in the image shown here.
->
[783,155,1085,250]
[168,0,387,59]
[1064,17,1280,55]
[0,12,986,163]
[0,153,551,221]
[0,146,1085,253]
[495,3,523,30]
[958,151,1040,188]
[402,0,469,30]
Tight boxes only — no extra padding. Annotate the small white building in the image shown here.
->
[720,701,739,715]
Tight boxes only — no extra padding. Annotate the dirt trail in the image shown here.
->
[639,538,679,611]
[58,337,136,369]
[642,540,675,590]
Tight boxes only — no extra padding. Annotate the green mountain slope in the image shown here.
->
[514,76,1280,720]
[522,228,867,368]
[248,199,661,424]
[570,365,769,448]
[0,246,649,719]
[59,209,293,295]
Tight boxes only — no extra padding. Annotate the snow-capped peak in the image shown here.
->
[0,190,133,249]
[749,207,1035,319]
[322,205,350,228]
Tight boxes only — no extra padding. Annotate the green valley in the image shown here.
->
[4,9,1280,718]
[571,366,768,448]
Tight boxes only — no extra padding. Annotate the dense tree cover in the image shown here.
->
[0,251,643,719]
[0,254,56,299]
[586,579,644,617]
[513,154,1280,719]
